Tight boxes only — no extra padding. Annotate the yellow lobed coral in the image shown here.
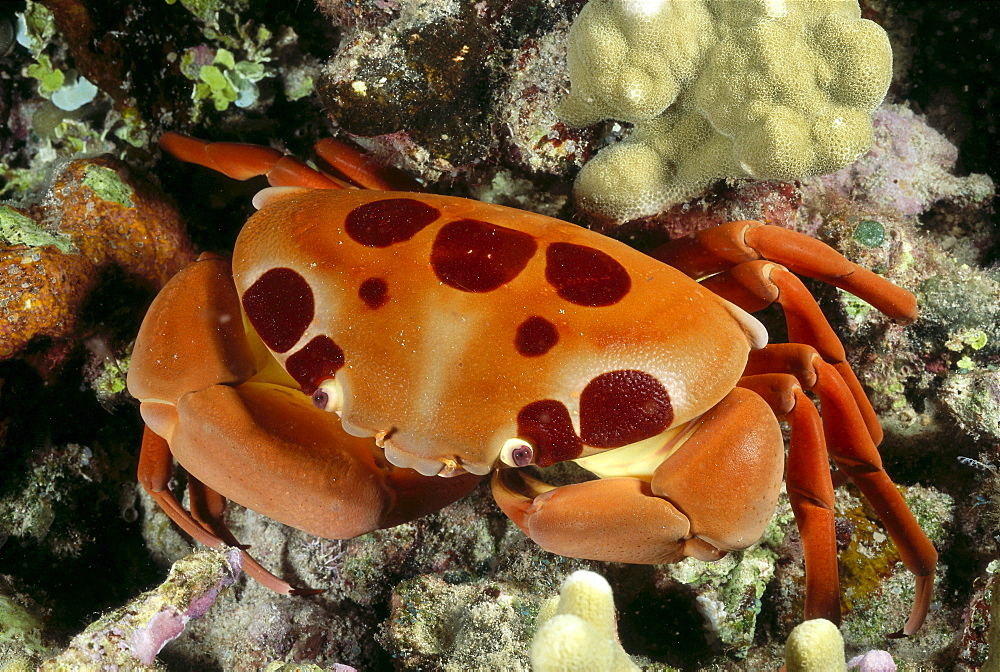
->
[784,618,847,672]
[560,0,892,222]
[530,570,639,672]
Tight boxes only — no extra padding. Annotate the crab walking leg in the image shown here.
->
[810,360,936,637]
[739,373,841,624]
[313,137,423,192]
[159,132,422,192]
[702,260,882,444]
[138,428,313,594]
[746,344,938,636]
[650,220,918,323]
[187,474,248,550]
[158,132,345,190]
[492,388,784,565]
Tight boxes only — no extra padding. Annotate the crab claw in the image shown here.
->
[492,468,723,564]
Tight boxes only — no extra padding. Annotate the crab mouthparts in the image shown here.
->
[380,438,471,477]
[437,458,464,478]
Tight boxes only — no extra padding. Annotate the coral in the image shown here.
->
[986,564,1000,672]
[0,2,992,671]
[561,0,893,222]
[145,485,518,669]
[530,570,638,672]
[498,19,597,176]
[316,0,583,185]
[847,650,897,671]
[0,156,194,363]
[318,0,508,177]
[0,575,55,670]
[941,371,1000,443]
[837,485,953,652]
[383,575,540,671]
[784,618,847,672]
[666,541,783,656]
[765,483,957,664]
[40,548,242,670]
[263,664,357,672]
[811,104,994,219]
[0,443,104,557]
[953,559,999,669]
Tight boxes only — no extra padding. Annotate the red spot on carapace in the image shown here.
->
[285,335,345,393]
[242,267,314,353]
[579,370,673,448]
[344,197,439,247]
[517,400,583,467]
[545,242,631,307]
[430,219,537,292]
[514,316,559,357]
[358,277,389,308]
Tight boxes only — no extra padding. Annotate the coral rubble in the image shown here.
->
[40,548,242,670]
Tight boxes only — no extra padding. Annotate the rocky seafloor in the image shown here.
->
[0,0,997,670]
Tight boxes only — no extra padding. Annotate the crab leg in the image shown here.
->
[159,132,422,192]
[650,220,917,323]
[139,428,315,595]
[159,132,345,189]
[187,475,247,550]
[313,137,422,191]
[744,344,937,636]
[705,260,882,444]
[738,373,840,624]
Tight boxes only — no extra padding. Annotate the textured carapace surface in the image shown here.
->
[232,189,759,475]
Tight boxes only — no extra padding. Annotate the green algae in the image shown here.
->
[168,0,276,121]
[14,1,55,58]
[0,205,75,253]
[182,47,269,113]
[0,595,46,654]
[165,0,248,27]
[947,328,990,353]
[24,54,64,98]
[854,219,887,248]
[841,290,875,322]
[81,165,135,208]
[90,353,131,405]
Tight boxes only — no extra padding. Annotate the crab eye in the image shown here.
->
[310,378,343,413]
[500,438,534,467]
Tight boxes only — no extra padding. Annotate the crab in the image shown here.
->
[127,132,937,636]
